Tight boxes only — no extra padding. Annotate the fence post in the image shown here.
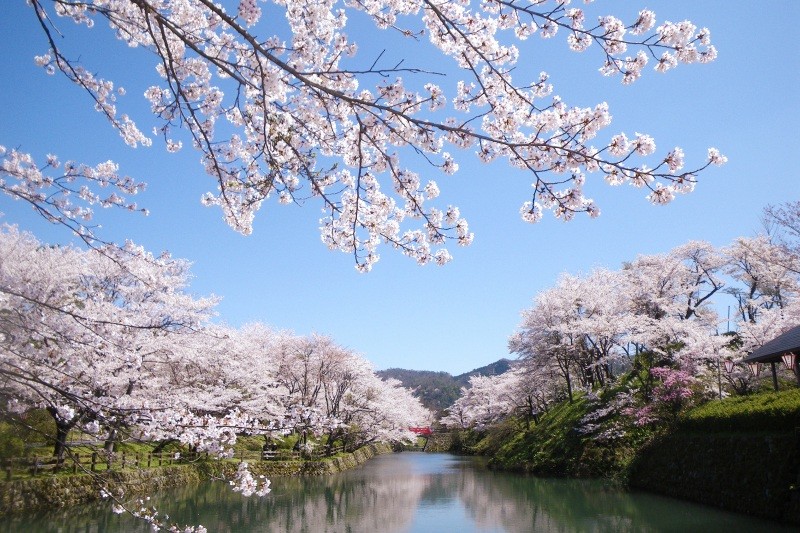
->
[73,453,80,475]
[4,458,11,481]
[32,457,40,476]
[91,452,97,472]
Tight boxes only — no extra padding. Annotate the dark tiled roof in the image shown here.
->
[744,325,800,362]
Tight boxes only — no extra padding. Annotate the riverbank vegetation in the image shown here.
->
[455,387,800,476]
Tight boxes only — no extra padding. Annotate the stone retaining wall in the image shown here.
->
[0,443,392,515]
[628,431,800,525]
[423,432,454,452]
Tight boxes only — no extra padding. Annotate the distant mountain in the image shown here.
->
[377,358,513,414]
[453,358,513,386]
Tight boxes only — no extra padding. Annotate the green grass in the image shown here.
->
[680,387,800,433]
[488,395,603,476]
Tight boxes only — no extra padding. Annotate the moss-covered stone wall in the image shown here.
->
[424,432,454,452]
[0,442,391,515]
[628,430,800,524]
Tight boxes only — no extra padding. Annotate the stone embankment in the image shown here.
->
[0,443,391,515]
[628,430,800,525]
[422,432,454,452]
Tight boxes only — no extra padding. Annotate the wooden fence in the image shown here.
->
[2,445,346,481]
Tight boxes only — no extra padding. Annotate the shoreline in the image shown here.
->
[0,442,392,516]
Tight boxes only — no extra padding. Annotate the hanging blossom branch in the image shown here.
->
[23,0,725,271]
[0,146,147,245]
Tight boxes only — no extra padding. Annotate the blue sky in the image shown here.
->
[1,1,798,374]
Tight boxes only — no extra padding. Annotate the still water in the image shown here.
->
[1,452,794,532]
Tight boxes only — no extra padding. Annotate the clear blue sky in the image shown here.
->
[1,1,798,374]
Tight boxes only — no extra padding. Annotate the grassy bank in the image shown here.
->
[481,394,656,479]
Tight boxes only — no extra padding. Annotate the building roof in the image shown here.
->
[743,325,800,363]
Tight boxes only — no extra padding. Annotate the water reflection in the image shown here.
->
[1,453,794,532]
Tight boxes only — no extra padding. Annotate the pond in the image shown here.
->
[1,452,794,532]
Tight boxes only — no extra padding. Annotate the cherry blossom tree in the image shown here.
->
[439,364,562,431]
[0,224,219,461]
[342,373,431,445]
[763,201,800,266]
[509,241,737,410]
[133,323,291,456]
[220,323,287,422]
[724,233,800,373]
[623,240,725,325]
[456,230,800,439]
[493,363,561,428]
[0,146,148,247]
[441,374,511,430]
[509,269,632,401]
[508,282,579,402]
[723,236,798,326]
[1,224,431,529]
[617,242,724,396]
[559,269,630,387]
[8,1,725,270]
[439,397,470,429]
[270,332,429,449]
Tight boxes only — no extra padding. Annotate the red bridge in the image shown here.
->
[409,427,432,436]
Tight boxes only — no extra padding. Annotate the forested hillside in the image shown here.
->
[378,359,513,413]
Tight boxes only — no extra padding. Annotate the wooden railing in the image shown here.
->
[2,450,188,480]
[2,445,348,480]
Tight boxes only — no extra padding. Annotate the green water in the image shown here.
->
[1,452,794,532]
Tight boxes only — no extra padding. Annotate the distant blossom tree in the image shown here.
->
[724,227,800,364]
[503,234,800,419]
[440,374,511,430]
[509,268,631,402]
[4,0,725,270]
[763,201,800,265]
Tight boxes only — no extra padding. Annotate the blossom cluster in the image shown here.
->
[230,462,272,497]
[24,0,723,270]
[0,146,147,243]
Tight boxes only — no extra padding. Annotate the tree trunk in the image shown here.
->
[104,428,117,455]
[45,407,75,467]
[53,423,69,465]
[565,368,573,403]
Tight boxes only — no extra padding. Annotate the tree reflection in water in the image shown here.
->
[1,453,795,532]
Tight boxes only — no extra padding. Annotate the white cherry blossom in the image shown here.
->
[16,0,722,270]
